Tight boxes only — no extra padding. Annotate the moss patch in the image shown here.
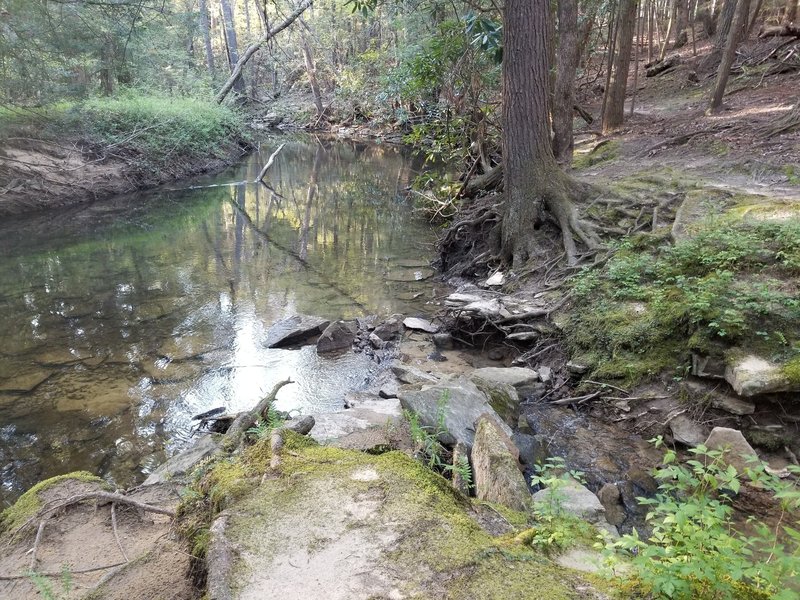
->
[0,471,106,535]
[565,213,800,386]
[573,140,620,169]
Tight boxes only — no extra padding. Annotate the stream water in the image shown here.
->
[0,136,442,506]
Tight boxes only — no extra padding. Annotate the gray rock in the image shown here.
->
[398,376,512,447]
[311,398,403,447]
[566,360,591,375]
[513,432,549,466]
[704,427,760,474]
[538,365,553,384]
[691,353,726,379]
[471,367,540,394]
[432,333,454,350]
[596,483,626,527]
[284,415,315,435]
[669,414,706,446]
[472,416,530,511]
[484,271,506,286]
[711,393,755,416]
[532,478,618,536]
[725,353,796,397]
[390,363,438,385]
[373,317,402,341]
[470,377,520,428]
[143,435,220,485]
[264,315,330,348]
[403,317,439,333]
[316,320,357,354]
[369,332,385,349]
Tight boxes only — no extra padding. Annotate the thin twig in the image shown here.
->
[111,503,129,563]
[28,518,48,571]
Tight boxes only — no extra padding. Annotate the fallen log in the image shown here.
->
[646,54,682,77]
[759,24,800,38]
[255,142,286,184]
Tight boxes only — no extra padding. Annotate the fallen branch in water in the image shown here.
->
[255,143,286,184]
[224,379,293,449]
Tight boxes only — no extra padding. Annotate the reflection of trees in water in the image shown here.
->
[0,138,435,505]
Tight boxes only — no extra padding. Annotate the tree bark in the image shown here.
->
[502,0,599,265]
[199,0,215,75]
[216,0,313,104]
[709,0,747,112]
[220,0,246,94]
[300,21,324,117]
[603,0,637,132]
[552,0,581,164]
[783,0,798,24]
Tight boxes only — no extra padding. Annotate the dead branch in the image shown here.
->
[759,24,800,38]
[224,379,293,448]
[111,503,129,563]
[255,143,286,184]
[29,518,48,570]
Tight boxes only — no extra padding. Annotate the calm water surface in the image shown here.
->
[0,137,441,506]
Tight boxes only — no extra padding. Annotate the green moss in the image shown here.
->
[781,355,800,385]
[573,140,620,169]
[0,471,106,535]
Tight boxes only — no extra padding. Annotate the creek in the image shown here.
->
[0,136,444,506]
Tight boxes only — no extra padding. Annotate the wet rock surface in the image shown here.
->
[263,315,331,348]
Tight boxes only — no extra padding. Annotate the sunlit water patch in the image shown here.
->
[0,136,441,505]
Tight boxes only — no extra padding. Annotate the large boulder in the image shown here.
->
[310,398,405,451]
[471,367,540,395]
[472,416,530,511]
[263,315,330,348]
[470,376,520,428]
[725,353,797,397]
[704,427,760,474]
[398,376,512,447]
[316,320,357,354]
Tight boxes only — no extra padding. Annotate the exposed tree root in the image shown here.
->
[757,100,800,137]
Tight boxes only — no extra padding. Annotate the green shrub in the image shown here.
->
[567,216,800,384]
[601,438,800,599]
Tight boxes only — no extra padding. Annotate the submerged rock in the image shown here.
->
[263,315,330,348]
[316,320,357,354]
[472,416,530,511]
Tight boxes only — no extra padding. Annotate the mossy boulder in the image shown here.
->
[206,444,606,600]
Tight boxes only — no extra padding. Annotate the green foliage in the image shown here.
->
[27,566,73,600]
[567,215,800,384]
[246,405,288,440]
[77,94,245,167]
[520,457,595,553]
[405,390,473,489]
[602,438,800,599]
[464,12,503,63]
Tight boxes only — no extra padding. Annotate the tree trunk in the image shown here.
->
[300,21,324,117]
[216,0,312,104]
[220,0,246,95]
[715,0,738,49]
[552,0,581,164]
[660,0,678,58]
[502,0,599,265]
[784,0,798,24]
[709,0,748,112]
[603,0,637,132]
[199,0,215,74]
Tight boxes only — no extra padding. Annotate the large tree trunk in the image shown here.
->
[782,0,798,24]
[552,0,581,164]
[602,0,637,132]
[502,0,600,265]
[220,0,246,95]
[199,0,215,75]
[216,0,312,104]
[709,0,748,112]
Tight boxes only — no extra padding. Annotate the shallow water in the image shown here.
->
[0,136,441,505]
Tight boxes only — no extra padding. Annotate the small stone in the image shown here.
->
[373,318,402,341]
[538,365,553,384]
[596,483,626,526]
[711,393,756,416]
[390,364,438,385]
[669,414,706,446]
[432,333,454,350]
[484,271,506,286]
[369,332,385,350]
[566,360,590,375]
[427,350,447,362]
[403,317,439,333]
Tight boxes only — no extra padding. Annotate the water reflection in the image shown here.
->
[0,136,439,505]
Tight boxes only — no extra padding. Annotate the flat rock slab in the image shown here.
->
[471,367,540,397]
[402,317,439,333]
[669,415,706,446]
[206,447,600,600]
[310,398,403,446]
[704,427,760,474]
[263,315,331,348]
[398,376,511,447]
